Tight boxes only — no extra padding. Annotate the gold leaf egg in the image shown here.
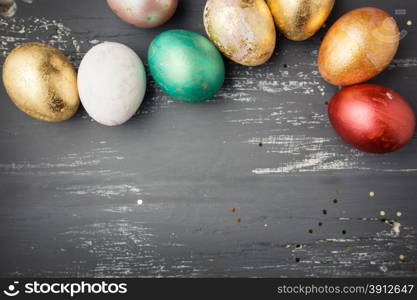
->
[2,42,80,122]
[204,0,276,66]
[267,0,335,41]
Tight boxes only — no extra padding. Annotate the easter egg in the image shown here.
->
[148,29,225,103]
[2,42,79,122]
[318,7,400,86]
[204,0,276,66]
[78,42,146,126]
[266,0,335,41]
[107,0,178,28]
[328,84,415,153]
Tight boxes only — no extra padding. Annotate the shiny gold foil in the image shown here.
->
[2,42,79,121]
[267,0,335,41]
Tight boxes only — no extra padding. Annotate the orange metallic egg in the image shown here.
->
[318,7,400,86]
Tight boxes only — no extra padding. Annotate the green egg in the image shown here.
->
[148,29,225,103]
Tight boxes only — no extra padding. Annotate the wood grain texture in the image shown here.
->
[0,0,416,277]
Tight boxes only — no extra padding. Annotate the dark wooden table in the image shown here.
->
[0,0,416,277]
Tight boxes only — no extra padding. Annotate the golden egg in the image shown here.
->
[318,7,400,86]
[2,42,80,122]
[204,0,276,66]
[267,0,335,41]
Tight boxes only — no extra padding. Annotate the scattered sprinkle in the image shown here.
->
[228,208,236,213]
[318,222,323,226]
[235,218,241,223]
[407,20,413,26]
[264,224,268,227]
[295,257,300,263]
[369,191,375,197]
[399,254,406,261]
[380,210,386,216]
[258,142,263,147]
[137,199,143,205]
[308,229,313,234]
[391,221,401,235]
[396,211,402,217]
[322,209,327,215]
[333,199,338,204]
[342,230,346,235]
[379,265,388,273]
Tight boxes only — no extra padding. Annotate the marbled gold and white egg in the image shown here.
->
[204,0,276,66]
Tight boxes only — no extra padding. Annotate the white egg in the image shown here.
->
[77,42,146,126]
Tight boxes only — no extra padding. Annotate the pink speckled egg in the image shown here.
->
[107,0,178,28]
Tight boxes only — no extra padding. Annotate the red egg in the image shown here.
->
[328,84,415,153]
[107,0,178,28]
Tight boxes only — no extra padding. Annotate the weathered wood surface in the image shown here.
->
[0,0,416,277]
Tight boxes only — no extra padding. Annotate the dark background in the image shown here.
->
[0,0,416,277]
